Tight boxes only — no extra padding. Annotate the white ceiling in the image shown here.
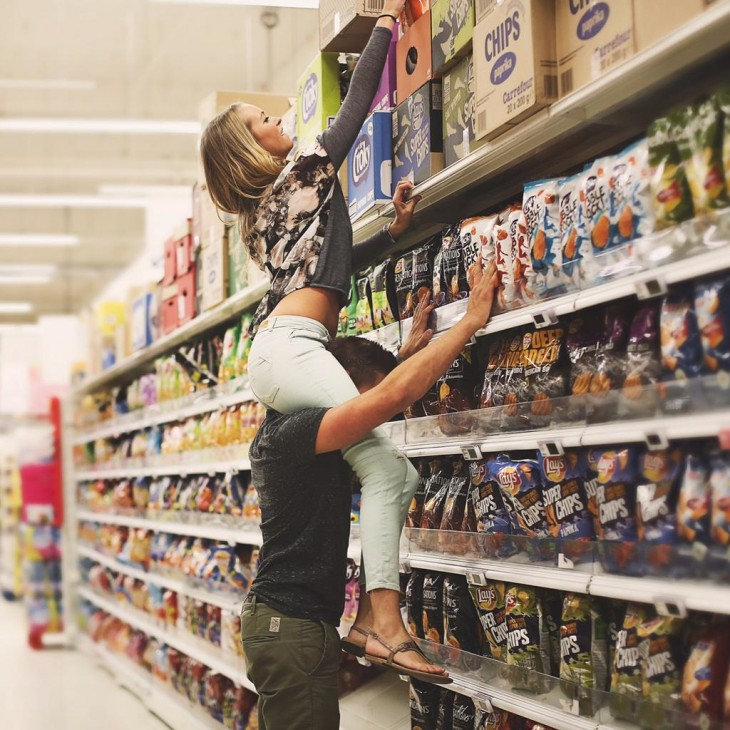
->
[0,0,319,323]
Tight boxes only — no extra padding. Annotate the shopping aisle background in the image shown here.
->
[0,600,169,730]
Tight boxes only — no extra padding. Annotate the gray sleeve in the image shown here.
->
[352,225,395,272]
[322,26,393,170]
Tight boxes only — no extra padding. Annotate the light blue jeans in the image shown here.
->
[249,315,418,592]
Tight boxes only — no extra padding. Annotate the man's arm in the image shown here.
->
[315,260,497,454]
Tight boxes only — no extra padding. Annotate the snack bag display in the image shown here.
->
[523,179,563,298]
[593,447,640,574]
[677,100,729,214]
[394,252,415,319]
[695,278,730,400]
[513,207,536,305]
[474,708,510,730]
[559,174,583,291]
[621,302,662,419]
[660,292,705,414]
[610,603,650,722]
[538,451,595,558]
[505,584,549,693]
[338,276,359,337]
[559,594,608,716]
[407,458,429,529]
[406,570,426,638]
[420,458,453,534]
[458,216,497,288]
[437,349,478,436]
[682,620,730,721]
[609,140,654,248]
[637,613,687,728]
[719,89,730,197]
[577,158,611,287]
[479,331,520,432]
[413,240,438,311]
[434,225,469,307]
[409,678,441,730]
[218,324,241,382]
[235,315,253,377]
[368,260,398,328]
[523,324,568,429]
[466,459,514,558]
[437,690,455,730]
[443,574,485,660]
[647,113,695,229]
[710,452,730,548]
[451,693,476,730]
[469,581,507,662]
[677,453,712,546]
[355,274,374,335]
[439,458,470,547]
[422,572,446,644]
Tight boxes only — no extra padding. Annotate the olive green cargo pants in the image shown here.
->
[241,595,341,730]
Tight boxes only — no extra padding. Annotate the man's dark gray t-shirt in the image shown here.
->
[248,407,351,627]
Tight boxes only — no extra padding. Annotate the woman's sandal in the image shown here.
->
[362,631,453,685]
[340,625,369,658]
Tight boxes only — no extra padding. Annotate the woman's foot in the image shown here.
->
[365,623,447,677]
[341,624,370,657]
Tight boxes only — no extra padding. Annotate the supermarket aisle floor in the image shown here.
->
[0,600,169,730]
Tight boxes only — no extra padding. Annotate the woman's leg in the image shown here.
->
[248,320,441,674]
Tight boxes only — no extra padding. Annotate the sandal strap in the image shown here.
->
[369,633,430,666]
[391,640,428,662]
[350,626,370,639]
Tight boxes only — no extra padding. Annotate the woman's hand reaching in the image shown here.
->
[388,180,423,240]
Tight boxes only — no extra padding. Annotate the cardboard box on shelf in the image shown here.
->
[227,222,249,298]
[161,296,178,335]
[369,25,399,113]
[176,267,197,326]
[396,11,434,103]
[633,0,707,52]
[162,237,176,286]
[431,0,474,74]
[556,0,634,98]
[392,80,444,188]
[319,0,385,52]
[347,112,393,219]
[198,91,292,125]
[297,53,342,150]
[443,53,483,167]
[130,287,158,351]
[474,0,492,25]
[175,232,193,277]
[281,104,298,161]
[474,0,557,141]
[200,235,230,312]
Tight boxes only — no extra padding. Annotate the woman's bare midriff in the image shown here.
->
[269,287,342,338]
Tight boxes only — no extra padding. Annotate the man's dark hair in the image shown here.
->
[328,336,397,389]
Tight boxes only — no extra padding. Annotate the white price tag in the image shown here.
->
[644,432,668,451]
[558,553,575,570]
[538,440,564,457]
[467,571,487,586]
[654,597,687,619]
[636,276,667,300]
[399,561,411,574]
[692,542,709,562]
[461,445,483,461]
[532,308,558,329]
[474,696,494,713]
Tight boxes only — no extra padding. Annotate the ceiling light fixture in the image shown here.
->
[0,79,96,91]
[0,234,79,247]
[0,195,147,209]
[0,302,33,314]
[98,184,192,197]
[0,119,200,134]
[0,265,56,284]
[149,0,318,8]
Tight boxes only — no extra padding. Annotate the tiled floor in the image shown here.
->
[0,600,169,730]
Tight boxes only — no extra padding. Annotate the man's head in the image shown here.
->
[328,337,397,394]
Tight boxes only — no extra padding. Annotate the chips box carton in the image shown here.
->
[227,221,249,298]
[556,0,634,98]
[297,53,342,151]
[201,235,230,312]
[443,53,485,167]
[176,267,197,326]
[474,0,557,141]
[320,0,386,52]
[396,11,435,103]
[369,25,399,113]
[431,0,475,74]
[392,80,444,189]
[131,289,157,351]
[348,112,393,219]
[633,0,708,52]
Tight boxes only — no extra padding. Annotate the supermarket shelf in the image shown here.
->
[78,585,256,693]
[75,456,251,480]
[76,509,263,545]
[74,281,269,397]
[352,2,730,247]
[79,635,235,730]
[395,411,730,457]
[77,544,243,613]
[401,549,730,616]
[73,383,254,445]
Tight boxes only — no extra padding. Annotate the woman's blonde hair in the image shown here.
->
[200,104,286,242]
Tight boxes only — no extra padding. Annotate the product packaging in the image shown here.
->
[368,259,398,328]
[466,458,514,558]
[407,570,426,638]
[443,55,478,168]
[576,158,611,288]
[392,81,444,189]
[410,678,441,730]
[443,574,485,662]
[677,453,712,547]
[396,11,434,101]
[610,603,650,722]
[523,178,563,298]
[422,572,446,643]
[319,0,385,53]
[437,348,479,436]
[369,23,399,113]
[430,0,474,74]
[633,0,707,51]
[505,584,550,693]
[469,580,508,662]
[559,173,583,291]
[296,53,341,150]
[354,274,374,334]
[695,277,730,404]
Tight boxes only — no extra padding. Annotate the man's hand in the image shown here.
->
[462,259,499,332]
[398,291,434,361]
[388,181,423,240]
[382,0,406,18]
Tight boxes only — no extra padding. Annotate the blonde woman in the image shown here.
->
[201,6,450,682]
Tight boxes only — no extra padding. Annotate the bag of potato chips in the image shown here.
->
[609,140,654,248]
[610,603,650,722]
[559,174,583,291]
[469,581,508,662]
[407,570,426,638]
[523,178,563,298]
[422,572,446,644]
[444,575,485,662]
[505,584,549,694]
[577,158,611,287]
[410,679,441,730]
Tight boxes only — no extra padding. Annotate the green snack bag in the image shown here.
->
[469,581,507,662]
[505,584,549,693]
[218,323,241,382]
[610,602,650,721]
[338,276,359,337]
[637,612,686,729]
[235,315,253,378]
[677,101,729,214]
[368,259,398,328]
[354,273,374,335]
[648,114,694,229]
[559,594,608,716]
[718,89,730,198]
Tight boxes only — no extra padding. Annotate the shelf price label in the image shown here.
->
[636,276,668,300]
[532,308,558,329]
[461,445,483,461]
[538,440,564,457]
[654,596,687,619]
[644,431,668,451]
[467,571,487,586]
[473,695,494,713]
